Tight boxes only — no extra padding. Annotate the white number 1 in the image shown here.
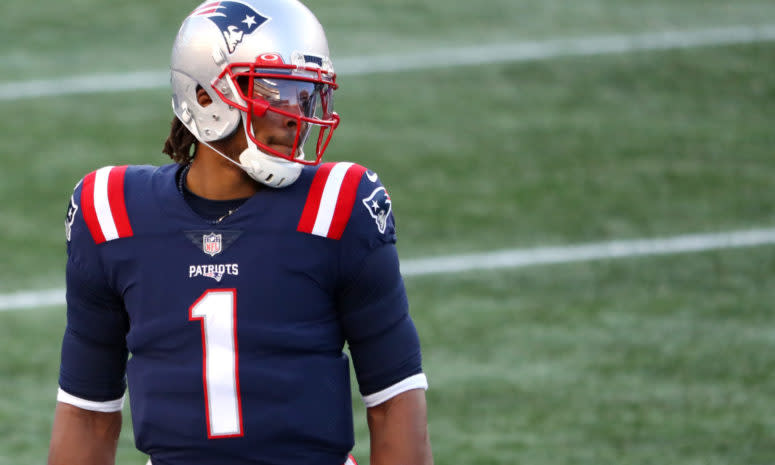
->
[189,289,244,438]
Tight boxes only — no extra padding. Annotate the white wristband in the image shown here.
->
[57,387,125,412]
[362,373,428,407]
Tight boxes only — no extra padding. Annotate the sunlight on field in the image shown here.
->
[1,1,774,464]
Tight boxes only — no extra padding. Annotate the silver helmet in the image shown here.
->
[170,0,339,188]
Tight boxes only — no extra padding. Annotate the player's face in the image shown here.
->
[244,77,318,158]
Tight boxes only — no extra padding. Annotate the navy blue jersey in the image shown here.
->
[59,162,426,465]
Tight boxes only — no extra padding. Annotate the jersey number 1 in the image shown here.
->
[189,289,244,438]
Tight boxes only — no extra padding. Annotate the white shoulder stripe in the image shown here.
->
[57,387,125,412]
[92,166,119,241]
[362,373,429,408]
[311,162,354,237]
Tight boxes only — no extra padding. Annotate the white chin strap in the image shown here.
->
[202,113,303,189]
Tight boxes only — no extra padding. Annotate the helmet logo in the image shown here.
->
[192,1,269,53]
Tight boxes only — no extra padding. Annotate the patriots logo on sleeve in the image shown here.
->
[65,194,78,242]
[362,187,392,234]
[192,1,269,53]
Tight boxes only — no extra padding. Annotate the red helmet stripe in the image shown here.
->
[191,1,221,16]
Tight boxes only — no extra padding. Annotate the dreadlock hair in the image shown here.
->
[162,117,197,165]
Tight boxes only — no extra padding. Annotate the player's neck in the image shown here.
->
[185,149,260,200]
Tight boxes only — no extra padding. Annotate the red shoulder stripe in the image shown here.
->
[80,170,106,244]
[327,164,367,240]
[78,166,133,244]
[297,162,367,239]
[107,165,133,238]
[297,162,336,235]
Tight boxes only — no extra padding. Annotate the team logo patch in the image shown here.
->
[362,187,392,234]
[189,263,239,282]
[65,194,78,242]
[203,233,223,256]
[192,1,269,53]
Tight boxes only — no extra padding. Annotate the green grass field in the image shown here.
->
[2,1,775,464]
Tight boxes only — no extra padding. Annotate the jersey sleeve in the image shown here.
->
[337,169,428,406]
[58,178,129,411]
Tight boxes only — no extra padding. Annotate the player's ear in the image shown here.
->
[196,85,213,107]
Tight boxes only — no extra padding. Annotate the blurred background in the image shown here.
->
[2,1,775,463]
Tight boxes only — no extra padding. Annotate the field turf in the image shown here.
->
[1,1,774,464]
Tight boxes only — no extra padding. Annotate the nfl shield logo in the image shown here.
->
[202,233,223,257]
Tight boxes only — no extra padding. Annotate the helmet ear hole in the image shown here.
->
[172,69,241,142]
[195,86,213,108]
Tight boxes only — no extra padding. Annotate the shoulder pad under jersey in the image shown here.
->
[76,165,134,244]
[296,162,368,240]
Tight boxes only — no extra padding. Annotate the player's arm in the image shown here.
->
[342,245,434,464]
[338,243,434,464]
[367,388,433,465]
[337,171,434,464]
[49,186,129,465]
[48,403,121,465]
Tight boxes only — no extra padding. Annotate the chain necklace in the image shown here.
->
[177,163,191,195]
[177,163,243,224]
[214,209,236,224]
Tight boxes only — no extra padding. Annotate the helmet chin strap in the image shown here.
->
[236,112,304,188]
[199,112,303,189]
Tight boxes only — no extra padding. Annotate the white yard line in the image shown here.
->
[1,25,775,101]
[3,227,775,312]
[1,289,65,313]
[400,228,775,276]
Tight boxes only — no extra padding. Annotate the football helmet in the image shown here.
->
[170,0,339,188]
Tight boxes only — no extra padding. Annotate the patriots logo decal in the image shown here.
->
[65,194,78,242]
[362,187,392,234]
[192,1,269,53]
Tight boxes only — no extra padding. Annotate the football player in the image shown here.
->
[47,1,433,464]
